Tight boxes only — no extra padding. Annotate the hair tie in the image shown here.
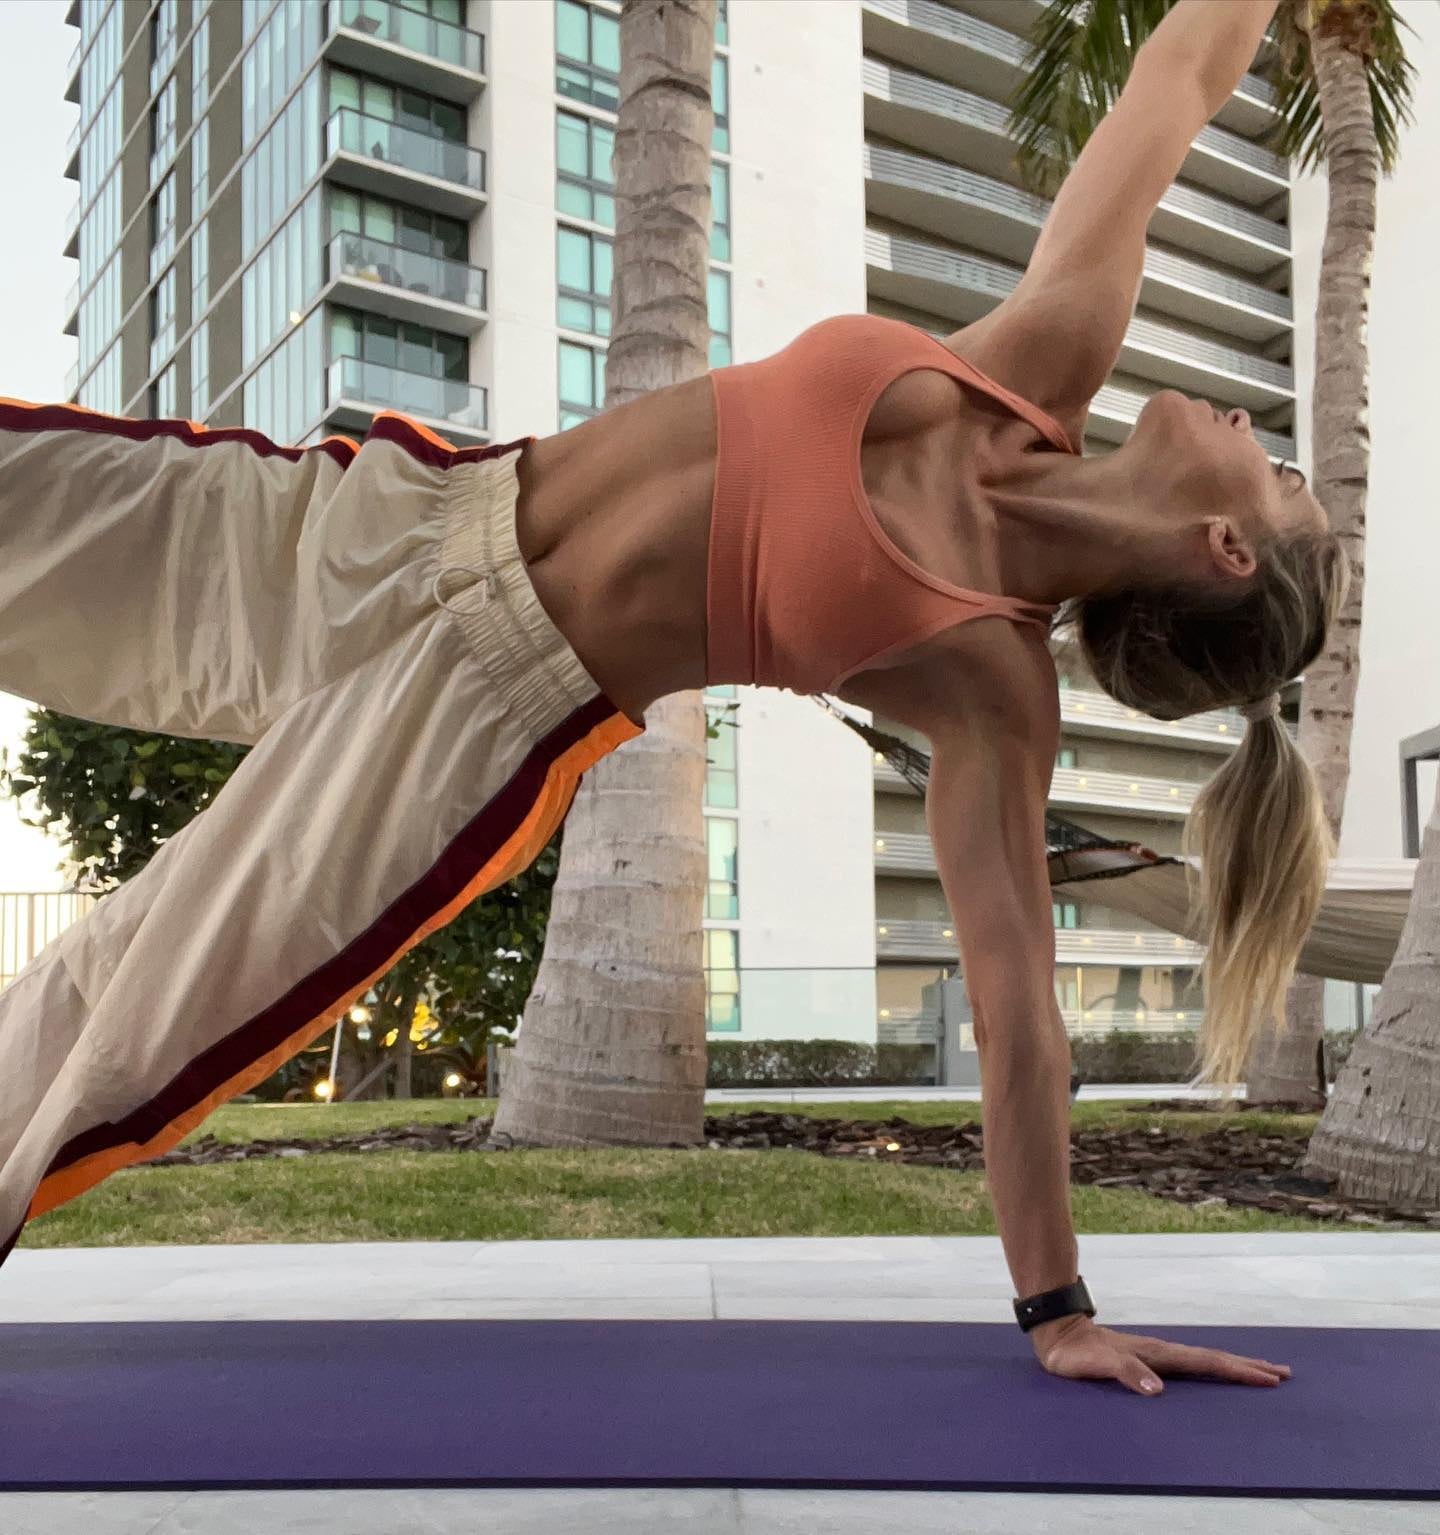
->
[1239,693,1282,723]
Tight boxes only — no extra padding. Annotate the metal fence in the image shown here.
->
[0,892,97,990]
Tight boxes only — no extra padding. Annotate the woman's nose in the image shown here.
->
[1227,407,1251,431]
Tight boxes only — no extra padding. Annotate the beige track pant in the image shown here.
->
[0,402,641,1268]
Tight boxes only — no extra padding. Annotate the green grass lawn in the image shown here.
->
[12,1096,1349,1252]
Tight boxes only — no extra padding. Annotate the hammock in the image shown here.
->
[818,697,1416,985]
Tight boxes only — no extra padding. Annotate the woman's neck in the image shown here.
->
[979,443,1199,606]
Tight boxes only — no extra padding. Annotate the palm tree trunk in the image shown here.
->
[1246,0,1374,1108]
[1303,772,1440,1204]
[489,0,715,1149]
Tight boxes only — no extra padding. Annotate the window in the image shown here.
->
[149,77,177,184]
[149,173,176,281]
[327,67,467,141]
[191,322,210,420]
[1053,901,1080,930]
[706,816,738,920]
[1056,748,1077,768]
[556,111,615,227]
[149,267,176,373]
[149,0,178,90]
[191,117,210,217]
[558,340,605,429]
[711,161,730,262]
[556,0,620,112]
[705,929,740,1033]
[242,73,322,257]
[716,0,728,46]
[330,307,467,381]
[707,269,731,369]
[329,189,467,260]
[557,227,612,336]
[191,217,210,319]
[704,705,737,809]
[151,361,177,420]
[192,11,211,118]
[243,0,324,143]
[712,54,729,153]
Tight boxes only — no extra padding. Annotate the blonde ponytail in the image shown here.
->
[1180,695,1334,1102]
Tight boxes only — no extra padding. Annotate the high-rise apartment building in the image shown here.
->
[54,0,1325,1051]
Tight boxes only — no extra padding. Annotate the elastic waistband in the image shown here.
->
[438,444,613,742]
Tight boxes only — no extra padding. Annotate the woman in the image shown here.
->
[0,0,1334,1397]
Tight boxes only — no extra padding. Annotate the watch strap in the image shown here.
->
[1013,1275,1095,1333]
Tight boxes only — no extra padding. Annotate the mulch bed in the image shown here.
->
[149,1104,1440,1232]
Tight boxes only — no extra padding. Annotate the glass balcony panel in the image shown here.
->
[328,232,486,310]
[332,0,484,73]
[327,109,486,193]
[329,355,487,431]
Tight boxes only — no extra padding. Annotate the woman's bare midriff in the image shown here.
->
[510,345,1080,727]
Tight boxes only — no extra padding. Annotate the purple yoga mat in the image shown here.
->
[0,1319,1436,1496]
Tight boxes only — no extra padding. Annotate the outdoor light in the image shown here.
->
[313,1078,334,1100]
[1078,776,1088,787]
[878,925,888,935]
[349,1005,371,1024]
[444,1072,463,1089]
[875,838,885,849]
[1218,723,1229,733]
[1170,787,1179,796]
[289,309,302,324]
[1129,782,1139,792]
[886,1142,901,1152]
[943,928,952,938]
[879,1008,890,1018]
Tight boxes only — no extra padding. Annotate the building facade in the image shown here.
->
[51,0,1360,1050]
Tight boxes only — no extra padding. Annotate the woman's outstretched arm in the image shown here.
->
[952,0,1282,417]
[903,630,1291,1393]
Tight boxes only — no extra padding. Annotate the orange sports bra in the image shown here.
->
[705,312,1078,696]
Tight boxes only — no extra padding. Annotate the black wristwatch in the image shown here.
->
[1013,1275,1096,1333]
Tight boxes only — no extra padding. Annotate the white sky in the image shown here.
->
[0,1,82,890]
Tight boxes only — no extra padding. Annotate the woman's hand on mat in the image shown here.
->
[1031,1315,1292,1396]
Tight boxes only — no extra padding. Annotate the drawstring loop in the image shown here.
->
[432,564,500,616]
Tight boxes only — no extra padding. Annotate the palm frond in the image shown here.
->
[1010,0,1172,196]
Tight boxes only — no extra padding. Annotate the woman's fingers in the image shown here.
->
[1136,1337,1291,1383]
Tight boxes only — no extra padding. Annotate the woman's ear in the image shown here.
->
[1204,516,1257,581]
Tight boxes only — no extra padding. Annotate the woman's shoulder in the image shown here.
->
[937,301,1094,452]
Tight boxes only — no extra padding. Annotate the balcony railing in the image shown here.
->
[865,141,1290,270]
[327,0,485,76]
[1052,765,1199,815]
[878,1005,1205,1044]
[328,232,487,312]
[326,108,486,193]
[328,355,488,434]
[875,759,1197,836]
[865,220,1290,364]
[64,360,79,400]
[63,199,80,251]
[1,892,98,990]
[1059,687,1252,746]
[864,225,1293,407]
[862,0,1278,128]
[875,917,1205,966]
[863,56,1287,207]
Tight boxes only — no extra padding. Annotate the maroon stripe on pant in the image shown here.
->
[0,398,361,470]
